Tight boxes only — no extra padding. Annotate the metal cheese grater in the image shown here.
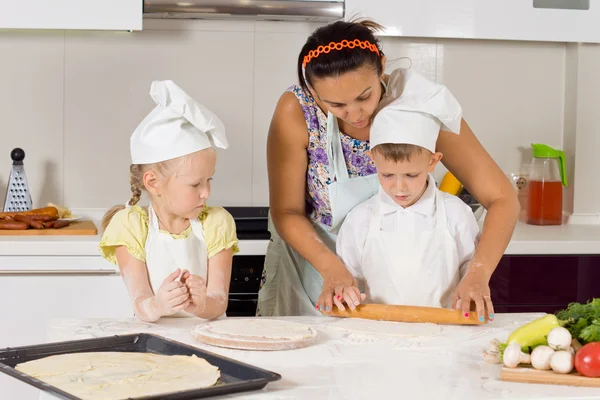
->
[3,148,33,212]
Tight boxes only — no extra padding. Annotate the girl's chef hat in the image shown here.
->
[370,69,462,153]
[130,80,228,164]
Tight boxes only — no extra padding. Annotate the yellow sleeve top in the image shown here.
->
[99,205,239,265]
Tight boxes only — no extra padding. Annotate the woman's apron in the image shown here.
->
[257,113,379,316]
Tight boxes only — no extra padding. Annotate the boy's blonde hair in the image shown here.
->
[371,143,428,163]
[101,158,186,231]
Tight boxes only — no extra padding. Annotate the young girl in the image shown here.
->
[100,80,239,323]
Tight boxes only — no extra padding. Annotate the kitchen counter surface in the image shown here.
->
[29,314,599,399]
[0,221,598,259]
[0,208,598,259]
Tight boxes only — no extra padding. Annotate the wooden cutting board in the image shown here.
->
[0,220,97,236]
[500,366,600,388]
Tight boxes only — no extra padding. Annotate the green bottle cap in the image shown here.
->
[531,143,568,186]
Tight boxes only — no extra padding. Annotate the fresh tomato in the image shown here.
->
[575,342,600,377]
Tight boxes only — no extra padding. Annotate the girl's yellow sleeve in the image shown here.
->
[201,206,239,258]
[99,205,149,265]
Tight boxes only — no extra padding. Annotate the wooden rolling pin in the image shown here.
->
[328,304,485,326]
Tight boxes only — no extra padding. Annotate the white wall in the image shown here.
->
[0,20,592,213]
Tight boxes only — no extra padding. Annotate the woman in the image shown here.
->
[256,19,519,321]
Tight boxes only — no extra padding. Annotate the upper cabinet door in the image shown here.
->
[346,0,600,43]
[0,0,142,31]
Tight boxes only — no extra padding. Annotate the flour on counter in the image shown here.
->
[322,318,443,338]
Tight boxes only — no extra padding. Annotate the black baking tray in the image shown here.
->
[0,333,281,399]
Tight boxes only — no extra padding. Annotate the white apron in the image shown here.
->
[145,205,209,318]
[360,186,460,308]
[257,112,379,316]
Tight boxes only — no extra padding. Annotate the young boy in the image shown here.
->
[336,70,481,309]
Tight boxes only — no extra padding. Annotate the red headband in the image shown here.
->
[302,39,380,68]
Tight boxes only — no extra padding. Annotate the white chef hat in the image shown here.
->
[130,80,228,165]
[370,69,462,153]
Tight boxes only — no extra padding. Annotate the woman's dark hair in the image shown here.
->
[297,19,385,93]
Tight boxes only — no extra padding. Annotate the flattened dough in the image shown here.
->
[325,318,442,337]
[16,352,219,400]
[197,318,315,341]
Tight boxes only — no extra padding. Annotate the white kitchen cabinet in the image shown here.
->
[0,0,142,31]
[0,257,132,400]
[346,0,600,43]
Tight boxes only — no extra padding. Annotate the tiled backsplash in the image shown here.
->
[0,20,591,212]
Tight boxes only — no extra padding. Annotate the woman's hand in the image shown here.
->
[438,119,518,324]
[317,258,365,313]
[453,264,495,323]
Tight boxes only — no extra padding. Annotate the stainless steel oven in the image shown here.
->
[223,207,269,317]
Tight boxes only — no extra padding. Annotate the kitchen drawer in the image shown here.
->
[490,255,600,312]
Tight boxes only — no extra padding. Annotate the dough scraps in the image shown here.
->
[15,352,220,400]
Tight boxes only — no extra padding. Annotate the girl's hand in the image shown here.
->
[182,273,208,315]
[452,266,495,323]
[153,268,190,317]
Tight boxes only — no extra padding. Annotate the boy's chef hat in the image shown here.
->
[370,69,462,153]
[130,80,228,164]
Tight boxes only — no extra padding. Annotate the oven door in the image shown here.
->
[227,254,265,316]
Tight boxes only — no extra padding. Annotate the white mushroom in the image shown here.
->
[550,350,574,374]
[503,342,531,368]
[567,346,575,356]
[483,339,502,364]
[488,338,500,351]
[483,350,502,364]
[548,327,572,351]
[531,345,555,370]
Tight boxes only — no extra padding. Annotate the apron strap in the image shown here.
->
[148,205,160,231]
[432,175,448,230]
[326,111,349,183]
[188,213,207,243]
[369,194,383,235]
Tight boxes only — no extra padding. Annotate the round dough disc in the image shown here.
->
[192,318,317,351]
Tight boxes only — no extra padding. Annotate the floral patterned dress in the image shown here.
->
[256,86,378,316]
[291,84,377,227]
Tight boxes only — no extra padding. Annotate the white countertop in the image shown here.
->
[503,221,600,255]
[30,314,600,399]
[0,235,270,257]
[0,209,598,259]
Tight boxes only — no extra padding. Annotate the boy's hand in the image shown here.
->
[317,265,365,313]
[330,286,366,312]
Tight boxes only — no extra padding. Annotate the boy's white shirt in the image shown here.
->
[336,174,481,283]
